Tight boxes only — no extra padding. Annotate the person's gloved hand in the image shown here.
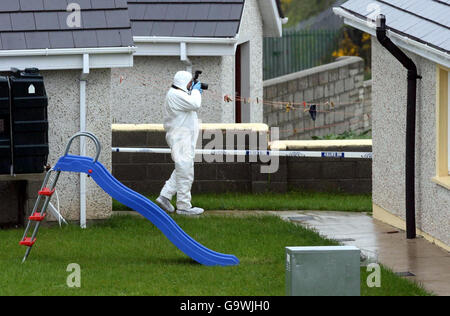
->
[192,81,203,94]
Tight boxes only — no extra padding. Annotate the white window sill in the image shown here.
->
[432,176,450,190]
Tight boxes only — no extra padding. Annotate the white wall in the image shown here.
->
[372,39,449,246]
[111,56,233,124]
[237,0,265,123]
[111,0,266,125]
[39,69,112,221]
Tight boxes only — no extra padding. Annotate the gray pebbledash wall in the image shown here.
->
[111,0,265,125]
[0,69,113,226]
[263,56,372,140]
[371,39,450,247]
[112,126,372,196]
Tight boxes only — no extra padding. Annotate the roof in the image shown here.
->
[128,0,245,38]
[337,0,450,54]
[0,0,134,51]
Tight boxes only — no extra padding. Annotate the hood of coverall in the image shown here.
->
[173,71,193,93]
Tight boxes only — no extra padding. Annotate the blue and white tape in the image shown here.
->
[112,148,373,159]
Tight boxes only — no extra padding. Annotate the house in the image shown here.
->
[334,0,450,250]
[0,0,134,225]
[111,0,286,124]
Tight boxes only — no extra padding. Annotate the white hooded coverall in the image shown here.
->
[160,71,201,210]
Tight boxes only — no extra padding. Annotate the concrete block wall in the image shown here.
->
[112,125,372,196]
[271,140,372,194]
[263,56,372,140]
[112,124,270,195]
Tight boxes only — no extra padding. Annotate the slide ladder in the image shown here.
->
[19,169,61,262]
[20,132,239,266]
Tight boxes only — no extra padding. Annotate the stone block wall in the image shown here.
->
[112,125,372,196]
[263,56,372,140]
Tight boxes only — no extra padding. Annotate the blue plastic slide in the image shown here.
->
[54,155,239,266]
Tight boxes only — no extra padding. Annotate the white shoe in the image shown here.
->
[176,207,204,216]
[156,196,175,213]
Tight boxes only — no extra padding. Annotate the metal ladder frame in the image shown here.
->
[20,132,102,263]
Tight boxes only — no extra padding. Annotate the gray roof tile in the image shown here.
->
[131,21,153,36]
[143,4,169,20]
[128,0,244,38]
[71,0,93,10]
[91,0,116,9]
[1,32,27,50]
[340,0,450,53]
[119,28,134,46]
[115,0,128,9]
[208,4,233,20]
[193,22,217,37]
[0,14,12,32]
[25,31,50,49]
[172,22,196,37]
[42,0,68,11]
[19,0,44,11]
[48,31,75,48]
[73,30,98,48]
[0,0,134,50]
[0,1,20,12]
[165,4,189,20]
[34,12,60,30]
[186,4,211,20]
[128,4,147,20]
[105,9,131,28]
[96,29,122,47]
[10,12,35,31]
[215,21,239,37]
[151,22,175,36]
[81,11,108,29]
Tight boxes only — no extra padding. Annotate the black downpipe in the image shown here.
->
[376,15,421,239]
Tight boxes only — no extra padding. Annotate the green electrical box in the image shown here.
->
[286,246,360,296]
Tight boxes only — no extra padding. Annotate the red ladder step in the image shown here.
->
[29,212,46,222]
[19,237,36,247]
[38,188,55,197]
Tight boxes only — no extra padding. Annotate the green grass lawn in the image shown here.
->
[0,215,429,296]
[113,191,373,213]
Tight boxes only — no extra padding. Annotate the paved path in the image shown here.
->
[271,211,449,296]
[115,210,450,295]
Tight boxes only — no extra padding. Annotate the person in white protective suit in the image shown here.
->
[156,71,205,216]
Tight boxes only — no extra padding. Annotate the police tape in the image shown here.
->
[112,148,373,159]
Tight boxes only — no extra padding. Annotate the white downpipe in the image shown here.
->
[80,54,90,229]
[180,42,192,73]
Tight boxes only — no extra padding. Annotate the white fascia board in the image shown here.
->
[333,7,450,69]
[0,47,135,71]
[259,0,283,38]
[133,36,238,56]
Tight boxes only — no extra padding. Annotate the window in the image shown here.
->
[433,66,450,189]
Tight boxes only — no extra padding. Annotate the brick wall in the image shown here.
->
[263,56,372,140]
[112,126,372,196]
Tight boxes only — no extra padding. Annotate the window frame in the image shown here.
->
[433,65,450,190]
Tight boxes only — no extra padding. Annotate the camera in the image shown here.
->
[193,70,209,90]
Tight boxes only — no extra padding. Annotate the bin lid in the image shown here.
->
[10,68,42,78]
